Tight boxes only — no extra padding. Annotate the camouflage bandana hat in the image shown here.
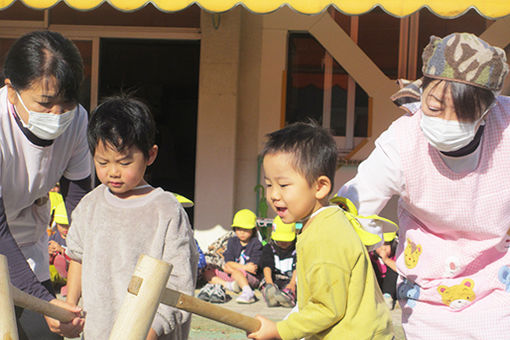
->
[422,32,509,93]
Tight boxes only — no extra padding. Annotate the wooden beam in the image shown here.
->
[480,16,510,48]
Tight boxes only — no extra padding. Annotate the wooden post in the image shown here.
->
[108,255,172,340]
[0,254,19,340]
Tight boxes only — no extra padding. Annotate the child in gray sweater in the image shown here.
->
[66,96,198,340]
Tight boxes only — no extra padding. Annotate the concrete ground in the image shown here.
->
[188,289,405,340]
[20,290,404,339]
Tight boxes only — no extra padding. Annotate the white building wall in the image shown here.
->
[194,8,242,250]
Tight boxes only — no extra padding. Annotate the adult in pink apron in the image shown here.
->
[338,33,510,339]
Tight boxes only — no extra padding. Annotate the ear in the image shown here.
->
[146,145,158,166]
[462,279,474,288]
[314,175,331,201]
[4,78,17,105]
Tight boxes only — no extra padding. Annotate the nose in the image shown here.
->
[49,105,68,115]
[49,106,63,114]
[268,187,280,201]
[108,164,121,177]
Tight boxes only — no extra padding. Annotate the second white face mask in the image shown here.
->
[419,102,495,152]
[16,92,76,140]
[419,113,479,152]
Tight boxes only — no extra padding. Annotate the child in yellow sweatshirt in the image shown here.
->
[248,122,393,340]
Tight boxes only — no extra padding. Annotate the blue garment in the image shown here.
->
[223,235,263,273]
[195,239,207,270]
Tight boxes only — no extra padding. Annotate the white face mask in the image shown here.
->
[16,92,76,140]
[419,105,493,152]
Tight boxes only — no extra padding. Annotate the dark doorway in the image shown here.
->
[98,38,200,222]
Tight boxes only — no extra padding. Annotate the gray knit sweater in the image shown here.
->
[67,185,198,339]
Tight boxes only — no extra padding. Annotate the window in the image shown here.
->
[286,33,369,152]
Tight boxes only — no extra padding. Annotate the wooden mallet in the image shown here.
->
[109,254,261,340]
[0,254,76,329]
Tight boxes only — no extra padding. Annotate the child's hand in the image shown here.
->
[284,282,296,293]
[45,299,84,338]
[48,240,63,255]
[247,315,281,340]
[245,262,258,274]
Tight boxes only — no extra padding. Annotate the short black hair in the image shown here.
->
[88,95,156,159]
[261,121,338,192]
[3,31,83,103]
[422,76,495,122]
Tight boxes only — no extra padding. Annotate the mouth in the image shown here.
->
[275,206,287,217]
[109,181,123,188]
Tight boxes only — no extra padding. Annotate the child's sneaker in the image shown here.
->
[276,288,296,308]
[209,284,228,303]
[262,284,279,307]
[236,290,256,304]
[197,283,215,302]
[226,280,241,293]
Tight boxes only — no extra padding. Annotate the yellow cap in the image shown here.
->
[330,194,357,213]
[271,216,296,242]
[384,232,397,243]
[232,209,257,229]
[49,191,64,210]
[173,193,194,208]
[53,201,69,225]
[330,195,399,247]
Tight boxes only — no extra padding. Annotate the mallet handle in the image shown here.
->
[161,289,261,333]
[11,285,75,322]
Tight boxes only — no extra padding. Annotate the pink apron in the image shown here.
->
[392,96,510,339]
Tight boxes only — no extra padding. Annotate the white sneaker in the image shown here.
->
[236,291,255,304]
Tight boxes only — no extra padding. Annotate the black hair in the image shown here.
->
[3,31,83,104]
[261,121,338,193]
[422,77,495,122]
[232,227,256,240]
[88,95,156,159]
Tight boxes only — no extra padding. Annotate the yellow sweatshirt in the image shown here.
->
[276,206,393,340]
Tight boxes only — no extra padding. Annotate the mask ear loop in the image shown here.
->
[477,101,497,128]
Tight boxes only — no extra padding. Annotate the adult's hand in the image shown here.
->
[45,299,84,338]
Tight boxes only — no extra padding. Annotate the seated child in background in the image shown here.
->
[204,230,235,269]
[65,96,199,340]
[260,216,297,308]
[248,122,393,340]
[199,209,263,304]
[370,235,398,310]
[48,200,71,296]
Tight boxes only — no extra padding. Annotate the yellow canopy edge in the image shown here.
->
[2,0,510,18]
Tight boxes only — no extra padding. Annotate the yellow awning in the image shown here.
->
[1,0,509,18]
